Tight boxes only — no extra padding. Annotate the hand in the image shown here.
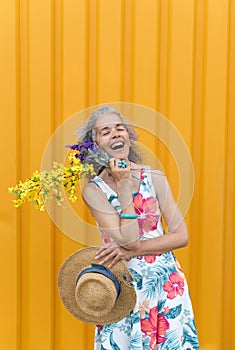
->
[109,158,132,182]
[95,241,132,267]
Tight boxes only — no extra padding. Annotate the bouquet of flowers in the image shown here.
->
[8,140,111,211]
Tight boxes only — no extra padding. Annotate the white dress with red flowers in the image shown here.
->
[91,168,199,350]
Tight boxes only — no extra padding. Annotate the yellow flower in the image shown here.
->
[8,151,95,211]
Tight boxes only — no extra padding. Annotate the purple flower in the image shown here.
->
[65,140,99,163]
[82,140,98,151]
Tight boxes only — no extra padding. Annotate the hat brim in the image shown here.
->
[58,247,136,325]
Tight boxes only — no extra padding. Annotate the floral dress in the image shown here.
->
[90,167,199,350]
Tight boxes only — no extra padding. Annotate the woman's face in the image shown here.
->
[95,113,130,159]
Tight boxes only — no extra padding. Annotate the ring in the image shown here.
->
[118,160,128,168]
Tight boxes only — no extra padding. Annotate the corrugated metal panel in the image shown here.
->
[1,0,235,349]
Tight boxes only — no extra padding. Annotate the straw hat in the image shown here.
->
[58,247,136,325]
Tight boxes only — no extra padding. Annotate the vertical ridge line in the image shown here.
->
[85,0,89,108]
[96,0,99,104]
[120,0,125,101]
[15,0,21,348]
[189,0,200,290]
[221,0,232,347]
[130,0,135,102]
[50,0,56,349]
[155,0,161,112]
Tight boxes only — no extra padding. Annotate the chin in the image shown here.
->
[108,148,129,159]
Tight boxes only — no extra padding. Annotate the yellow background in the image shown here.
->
[1,0,235,349]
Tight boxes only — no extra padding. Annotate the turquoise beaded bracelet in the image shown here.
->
[120,213,138,219]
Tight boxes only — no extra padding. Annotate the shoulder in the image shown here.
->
[149,169,167,184]
[82,181,107,204]
[82,180,117,215]
[82,181,97,195]
[150,170,172,196]
[151,170,166,177]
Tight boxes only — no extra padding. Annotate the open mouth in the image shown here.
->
[110,141,125,150]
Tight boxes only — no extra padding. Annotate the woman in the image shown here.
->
[80,105,199,349]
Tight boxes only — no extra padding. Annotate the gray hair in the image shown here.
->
[77,105,142,164]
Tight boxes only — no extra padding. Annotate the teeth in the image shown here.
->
[111,142,124,150]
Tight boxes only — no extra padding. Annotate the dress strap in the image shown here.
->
[89,176,121,212]
[89,176,113,198]
[139,166,157,198]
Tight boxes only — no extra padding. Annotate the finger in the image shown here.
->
[95,243,114,258]
[109,158,116,169]
[98,251,117,265]
[107,255,123,268]
[96,245,106,252]
[125,159,131,170]
[97,246,117,259]
[98,256,110,265]
[95,249,110,260]
[95,248,109,262]
[95,251,106,260]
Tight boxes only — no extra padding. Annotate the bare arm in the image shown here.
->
[133,170,188,255]
[96,171,188,266]
[82,158,140,250]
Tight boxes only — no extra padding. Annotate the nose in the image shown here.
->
[110,127,119,138]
